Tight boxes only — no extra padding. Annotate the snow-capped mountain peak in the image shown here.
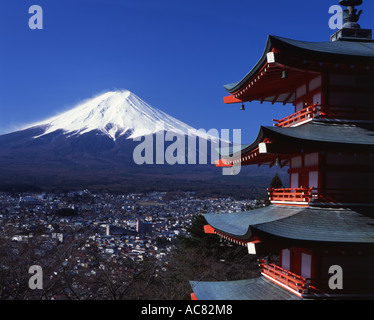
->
[32,90,214,141]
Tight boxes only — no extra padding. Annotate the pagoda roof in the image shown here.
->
[190,277,300,300]
[272,36,374,58]
[219,120,374,159]
[204,205,374,244]
[223,35,374,104]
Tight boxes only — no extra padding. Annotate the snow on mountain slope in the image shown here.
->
[31,90,219,142]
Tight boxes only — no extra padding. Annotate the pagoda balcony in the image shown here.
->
[273,103,334,127]
[259,261,312,296]
[268,188,314,205]
[268,187,374,206]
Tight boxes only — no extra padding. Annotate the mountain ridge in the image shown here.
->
[0,90,286,197]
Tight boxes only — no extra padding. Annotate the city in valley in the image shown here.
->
[0,190,263,299]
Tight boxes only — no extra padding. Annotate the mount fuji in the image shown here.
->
[0,90,280,195]
[30,90,218,142]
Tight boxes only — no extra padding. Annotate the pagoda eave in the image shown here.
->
[204,224,288,255]
[229,60,319,105]
[223,95,243,104]
[218,121,374,167]
[224,35,374,104]
[203,205,374,245]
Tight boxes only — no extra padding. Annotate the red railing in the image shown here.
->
[268,188,313,203]
[269,187,374,205]
[273,104,337,127]
[273,104,319,127]
[259,261,309,295]
[273,103,374,127]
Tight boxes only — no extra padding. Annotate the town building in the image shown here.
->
[190,0,374,300]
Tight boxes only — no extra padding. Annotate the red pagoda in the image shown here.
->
[190,0,374,300]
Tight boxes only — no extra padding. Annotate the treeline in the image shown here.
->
[0,183,42,193]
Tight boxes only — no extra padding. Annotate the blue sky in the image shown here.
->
[1,0,373,143]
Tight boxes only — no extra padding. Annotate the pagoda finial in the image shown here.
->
[331,0,371,42]
[339,0,363,29]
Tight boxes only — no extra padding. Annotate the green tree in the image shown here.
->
[178,214,223,256]
[269,173,283,189]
